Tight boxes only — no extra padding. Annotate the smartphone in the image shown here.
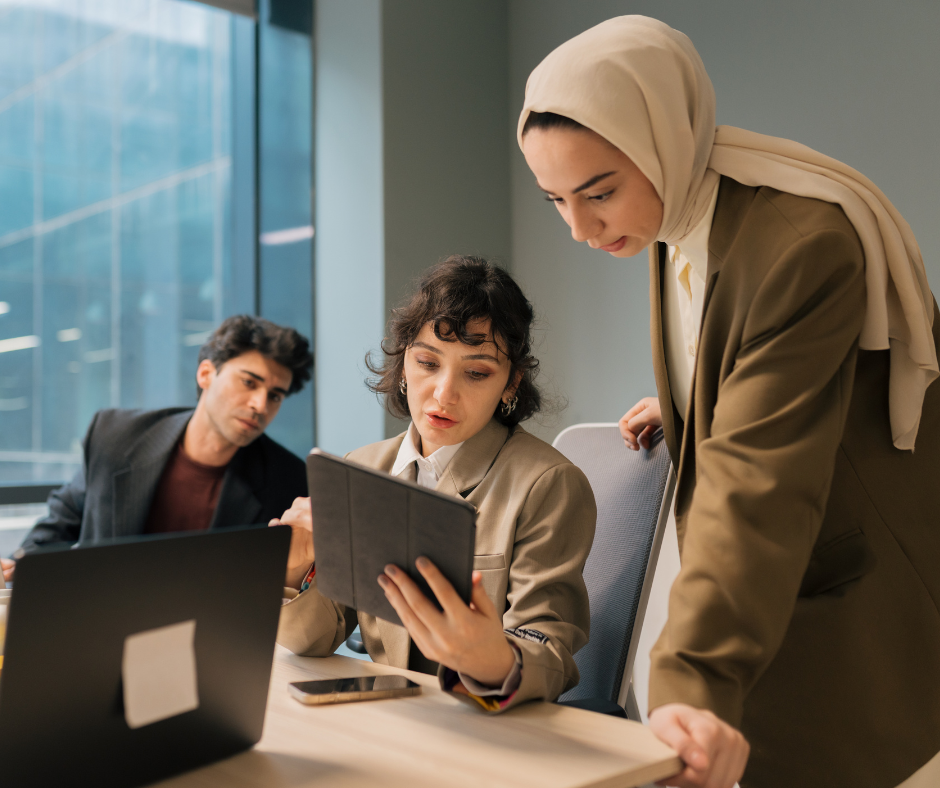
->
[288,675,421,705]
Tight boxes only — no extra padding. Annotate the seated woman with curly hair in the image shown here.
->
[273,255,596,711]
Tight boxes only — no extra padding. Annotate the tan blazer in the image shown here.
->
[277,419,596,711]
[648,176,940,788]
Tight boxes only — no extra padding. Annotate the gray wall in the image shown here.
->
[314,0,511,454]
[509,0,940,442]
[382,0,511,437]
[314,0,386,456]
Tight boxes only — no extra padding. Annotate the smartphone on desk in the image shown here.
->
[289,675,421,705]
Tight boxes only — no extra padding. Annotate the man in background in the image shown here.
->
[1,315,312,582]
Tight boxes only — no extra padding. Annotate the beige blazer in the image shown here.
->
[277,419,596,711]
[648,177,940,788]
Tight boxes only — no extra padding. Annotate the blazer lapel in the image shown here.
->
[210,442,263,528]
[210,468,262,528]
[650,242,682,466]
[673,177,748,543]
[435,419,509,498]
[678,265,722,481]
[112,410,192,537]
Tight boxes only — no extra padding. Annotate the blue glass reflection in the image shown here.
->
[0,1,237,482]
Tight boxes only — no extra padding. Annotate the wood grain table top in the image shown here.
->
[158,646,681,788]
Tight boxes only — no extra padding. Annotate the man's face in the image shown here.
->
[196,350,292,448]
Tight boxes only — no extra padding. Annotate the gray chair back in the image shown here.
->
[554,423,675,714]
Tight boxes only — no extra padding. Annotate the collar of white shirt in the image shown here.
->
[670,180,720,282]
[390,423,464,489]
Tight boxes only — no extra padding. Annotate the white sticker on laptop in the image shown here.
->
[122,620,199,729]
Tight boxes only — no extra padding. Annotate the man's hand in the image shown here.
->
[1,557,14,583]
[649,704,749,788]
[619,396,663,450]
[379,559,516,688]
[269,497,315,589]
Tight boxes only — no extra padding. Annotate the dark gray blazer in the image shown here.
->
[19,407,307,552]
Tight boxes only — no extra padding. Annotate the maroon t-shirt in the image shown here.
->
[143,442,228,534]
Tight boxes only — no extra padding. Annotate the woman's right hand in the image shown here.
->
[649,704,749,788]
[619,396,662,450]
[269,497,315,589]
[1,557,14,583]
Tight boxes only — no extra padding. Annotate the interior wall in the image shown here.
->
[508,0,940,444]
[314,0,511,453]
[314,0,385,456]
[382,0,512,438]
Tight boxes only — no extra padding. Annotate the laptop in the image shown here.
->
[0,525,290,788]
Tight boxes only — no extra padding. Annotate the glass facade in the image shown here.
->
[0,0,314,483]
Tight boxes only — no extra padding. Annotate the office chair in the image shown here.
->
[553,423,675,720]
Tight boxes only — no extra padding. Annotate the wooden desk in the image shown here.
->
[160,646,681,788]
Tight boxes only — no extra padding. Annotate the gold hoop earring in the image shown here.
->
[399,377,407,395]
[501,395,518,416]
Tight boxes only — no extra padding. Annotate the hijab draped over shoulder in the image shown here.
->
[518,15,936,451]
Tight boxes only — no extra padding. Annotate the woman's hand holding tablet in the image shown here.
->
[270,497,316,589]
[379,558,516,688]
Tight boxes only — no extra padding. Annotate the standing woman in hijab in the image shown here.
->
[519,16,940,788]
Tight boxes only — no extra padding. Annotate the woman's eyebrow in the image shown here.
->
[462,353,499,362]
[572,171,616,193]
[413,341,499,362]
[536,170,617,196]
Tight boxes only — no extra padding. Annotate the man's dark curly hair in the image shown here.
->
[197,315,313,397]
[367,256,542,428]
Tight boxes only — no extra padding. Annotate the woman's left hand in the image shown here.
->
[379,558,516,687]
[269,497,316,589]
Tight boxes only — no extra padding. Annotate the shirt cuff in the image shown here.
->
[442,640,524,711]
[457,641,523,697]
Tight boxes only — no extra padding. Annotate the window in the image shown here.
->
[0,0,313,484]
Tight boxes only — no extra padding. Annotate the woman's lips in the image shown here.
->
[426,413,458,429]
[599,236,628,253]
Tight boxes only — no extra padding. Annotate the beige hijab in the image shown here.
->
[518,15,936,451]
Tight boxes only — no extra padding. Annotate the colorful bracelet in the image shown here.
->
[442,668,518,712]
[300,563,316,592]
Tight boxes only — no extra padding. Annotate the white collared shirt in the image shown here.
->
[662,181,721,418]
[390,423,464,489]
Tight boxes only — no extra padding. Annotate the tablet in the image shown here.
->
[306,449,477,625]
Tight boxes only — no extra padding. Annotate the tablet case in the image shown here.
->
[306,449,477,625]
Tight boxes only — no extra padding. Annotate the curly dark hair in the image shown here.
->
[197,315,313,397]
[367,256,542,428]
[521,110,587,137]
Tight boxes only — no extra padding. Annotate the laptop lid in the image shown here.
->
[0,525,290,788]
